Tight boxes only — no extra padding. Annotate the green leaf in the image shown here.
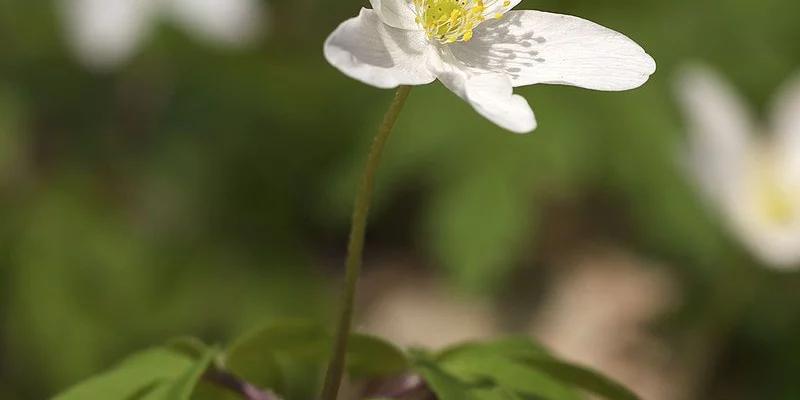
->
[522,360,640,400]
[437,337,551,362]
[345,334,409,379]
[137,347,216,400]
[190,381,243,400]
[53,343,217,400]
[166,349,216,399]
[53,347,195,400]
[411,356,477,400]
[224,319,328,393]
[139,383,173,400]
[437,351,581,400]
[224,349,284,396]
[226,319,330,362]
[437,337,639,400]
[225,320,409,389]
[167,337,212,361]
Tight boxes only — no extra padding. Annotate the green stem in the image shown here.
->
[320,86,413,400]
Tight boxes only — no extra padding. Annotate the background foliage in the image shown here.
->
[2,0,800,398]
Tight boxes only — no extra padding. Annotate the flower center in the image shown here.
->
[413,0,508,43]
[755,172,796,227]
[750,153,798,227]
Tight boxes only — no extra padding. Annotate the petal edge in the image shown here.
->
[324,8,436,89]
[369,0,419,30]
[447,10,656,91]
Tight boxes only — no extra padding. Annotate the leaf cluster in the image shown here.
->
[54,322,638,400]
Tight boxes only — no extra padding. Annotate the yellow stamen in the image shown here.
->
[412,0,509,44]
[754,161,797,226]
[743,146,799,227]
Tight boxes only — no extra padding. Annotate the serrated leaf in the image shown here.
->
[523,360,639,400]
[53,347,194,400]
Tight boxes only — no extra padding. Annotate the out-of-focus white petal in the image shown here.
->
[435,64,536,133]
[676,65,800,270]
[729,206,800,270]
[769,73,800,185]
[166,0,266,46]
[324,9,437,89]
[59,0,160,70]
[369,0,418,30]
[676,65,755,204]
[446,11,655,90]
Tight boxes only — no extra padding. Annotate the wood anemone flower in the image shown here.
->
[324,0,656,133]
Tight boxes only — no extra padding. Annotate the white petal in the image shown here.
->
[447,10,655,90]
[729,208,800,270]
[435,64,536,133]
[676,64,755,204]
[769,73,800,184]
[58,0,160,70]
[369,0,418,30]
[324,8,437,89]
[166,0,266,46]
[483,0,523,16]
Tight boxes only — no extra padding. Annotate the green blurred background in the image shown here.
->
[2,0,800,399]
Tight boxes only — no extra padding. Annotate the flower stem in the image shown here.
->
[320,86,413,400]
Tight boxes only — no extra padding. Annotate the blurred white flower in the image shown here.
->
[324,0,655,133]
[678,65,800,269]
[59,0,268,70]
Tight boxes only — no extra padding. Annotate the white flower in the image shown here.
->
[678,65,800,270]
[59,0,268,70]
[323,0,656,133]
